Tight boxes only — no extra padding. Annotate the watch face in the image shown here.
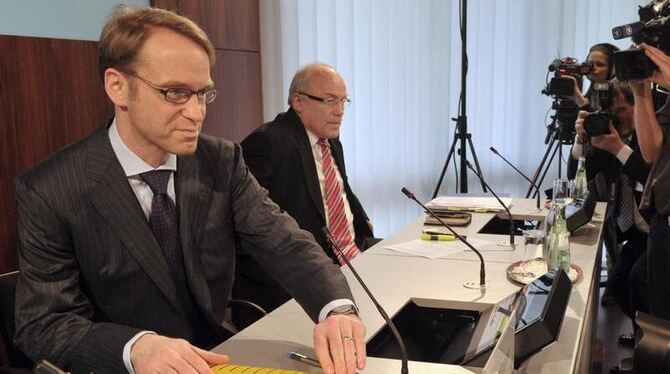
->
[331,305,357,315]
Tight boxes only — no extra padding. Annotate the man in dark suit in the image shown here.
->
[14,6,366,374]
[570,80,650,319]
[235,64,375,315]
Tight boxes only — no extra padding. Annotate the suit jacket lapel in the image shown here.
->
[86,125,182,312]
[175,153,214,313]
[329,139,351,190]
[290,113,326,220]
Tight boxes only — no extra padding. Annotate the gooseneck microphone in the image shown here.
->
[489,146,542,210]
[322,227,409,374]
[400,187,487,289]
[464,161,516,247]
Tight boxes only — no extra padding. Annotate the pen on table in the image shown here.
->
[421,233,459,241]
[288,351,321,368]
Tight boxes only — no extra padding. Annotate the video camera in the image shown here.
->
[542,58,591,97]
[612,0,670,80]
[541,58,592,143]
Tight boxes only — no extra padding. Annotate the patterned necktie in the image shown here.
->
[318,139,361,264]
[617,174,635,232]
[140,170,214,345]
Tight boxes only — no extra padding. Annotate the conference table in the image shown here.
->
[213,198,606,373]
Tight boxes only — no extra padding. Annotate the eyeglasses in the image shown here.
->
[299,92,351,108]
[125,71,218,105]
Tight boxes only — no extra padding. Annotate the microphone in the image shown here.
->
[400,187,487,289]
[322,227,409,374]
[464,161,516,247]
[489,146,542,210]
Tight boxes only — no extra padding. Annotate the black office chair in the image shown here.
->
[0,271,32,368]
[633,311,670,372]
[227,298,267,333]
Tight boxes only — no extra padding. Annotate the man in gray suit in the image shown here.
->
[14,6,366,374]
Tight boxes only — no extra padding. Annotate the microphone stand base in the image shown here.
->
[496,240,517,248]
[463,281,488,289]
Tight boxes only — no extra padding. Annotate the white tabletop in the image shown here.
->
[214,198,605,373]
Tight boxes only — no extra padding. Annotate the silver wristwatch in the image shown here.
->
[328,304,359,317]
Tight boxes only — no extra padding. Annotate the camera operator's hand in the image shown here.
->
[574,110,589,144]
[561,75,588,106]
[631,45,664,163]
[641,43,670,88]
[590,123,625,155]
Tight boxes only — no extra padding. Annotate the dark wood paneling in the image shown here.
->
[205,49,263,143]
[153,0,260,52]
[0,35,113,273]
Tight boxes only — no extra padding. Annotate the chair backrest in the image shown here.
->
[0,271,32,368]
[634,311,670,372]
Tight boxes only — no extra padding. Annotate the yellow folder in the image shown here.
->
[211,364,311,373]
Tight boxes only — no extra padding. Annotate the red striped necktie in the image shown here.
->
[318,138,361,264]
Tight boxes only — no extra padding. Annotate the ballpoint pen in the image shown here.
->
[288,351,321,368]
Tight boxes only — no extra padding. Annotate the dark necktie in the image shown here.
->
[140,170,214,345]
[617,174,635,232]
[616,138,635,233]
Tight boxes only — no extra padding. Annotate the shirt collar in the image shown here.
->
[108,118,177,177]
[304,127,323,148]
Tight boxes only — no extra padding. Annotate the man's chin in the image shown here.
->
[172,142,198,156]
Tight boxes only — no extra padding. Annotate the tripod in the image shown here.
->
[432,0,486,198]
[526,98,574,198]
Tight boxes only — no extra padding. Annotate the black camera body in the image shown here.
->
[584,112,613,139]
[583,81,620,140]
[543,59,589,96]
[613,0,670,80]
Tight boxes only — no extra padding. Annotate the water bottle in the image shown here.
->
[546,183,570,272]
[572,156,589,200]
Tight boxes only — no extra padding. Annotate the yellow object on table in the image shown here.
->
[211,364,311,373]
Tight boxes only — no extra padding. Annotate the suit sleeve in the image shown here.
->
[227,143,354,322]
[622,150,651,186]
[14,177,140,373]
[240,130,275,189]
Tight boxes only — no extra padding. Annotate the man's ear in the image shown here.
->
[290,93,303,113]
[104,68,130,107]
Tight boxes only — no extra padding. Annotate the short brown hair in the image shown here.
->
[611,79,634,105]
[98,5,215,79]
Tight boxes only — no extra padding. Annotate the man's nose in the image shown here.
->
[182,94,206,121]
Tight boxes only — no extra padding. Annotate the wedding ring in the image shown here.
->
[342,335,355,342]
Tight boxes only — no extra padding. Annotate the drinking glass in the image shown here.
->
[521,229,546,278]
[553,177,569,205]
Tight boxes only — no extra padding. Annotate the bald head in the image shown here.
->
[288,63,348,139]
[288,63,342,107]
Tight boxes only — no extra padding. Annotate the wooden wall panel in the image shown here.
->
[1,2,262,274]
[151,0,263,142]
[154,0,260,51]
[0,35,113,273]
[205,49,263,143]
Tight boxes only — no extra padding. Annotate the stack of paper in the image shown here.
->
[427,196,512,213]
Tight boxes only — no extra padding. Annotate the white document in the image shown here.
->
[427,196,513,212]
[383,237,495,259]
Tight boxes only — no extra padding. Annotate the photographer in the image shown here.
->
[570,80,651,321]
[565,43,620,106]
[630,43,670,320]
